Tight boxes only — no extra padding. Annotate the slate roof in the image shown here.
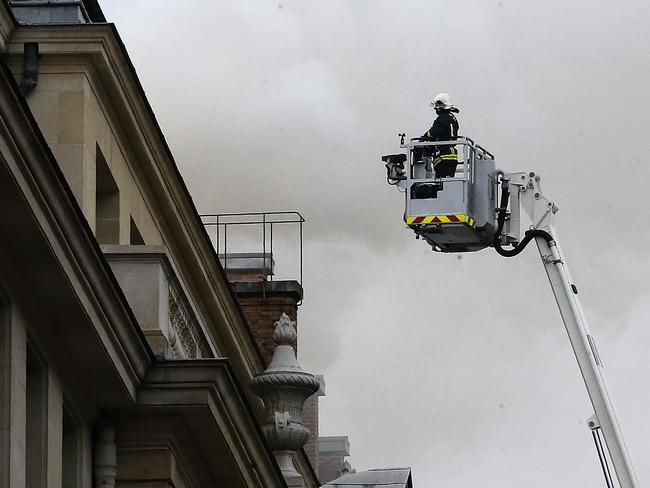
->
[323,467,412,488]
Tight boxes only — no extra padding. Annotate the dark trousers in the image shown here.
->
[413,148,458,178]
[434,160,458,178]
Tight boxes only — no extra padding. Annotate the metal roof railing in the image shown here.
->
[200,211,305,303]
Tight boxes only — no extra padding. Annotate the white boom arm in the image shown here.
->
[507,172,639,488]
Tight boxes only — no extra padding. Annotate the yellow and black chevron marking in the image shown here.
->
[406,214,475,227]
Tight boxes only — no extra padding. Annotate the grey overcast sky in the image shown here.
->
[100,1,650,485]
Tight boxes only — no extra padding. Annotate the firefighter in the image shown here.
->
[415,93,460,178]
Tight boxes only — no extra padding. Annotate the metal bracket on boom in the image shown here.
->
[589,414,617,488]
[501,171,558,243]
[588,414,601,431]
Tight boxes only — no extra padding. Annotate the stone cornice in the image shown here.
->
[7,24,268,385]
[0,1,15,51]
[138,361,321,487]
[139,360,289,488]
[232,280,304,302]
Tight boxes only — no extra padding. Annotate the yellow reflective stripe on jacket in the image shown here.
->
[433,153,458,166]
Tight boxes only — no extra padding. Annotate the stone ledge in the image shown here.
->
[102,244,211,360]
[231,280,303,302]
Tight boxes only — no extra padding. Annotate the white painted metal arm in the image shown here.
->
[508,172,639,488]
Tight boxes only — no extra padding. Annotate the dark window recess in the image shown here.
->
[26,347,46,488]
[95,144,120,244]
[129,217,145,245]
[62,406,79,488]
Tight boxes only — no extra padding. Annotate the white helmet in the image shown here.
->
[431,92,452,109]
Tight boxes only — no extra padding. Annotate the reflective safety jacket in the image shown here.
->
[422,109,459,166]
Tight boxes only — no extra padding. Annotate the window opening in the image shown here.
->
[129,216,145,245]
[62,406,79,488]
[26,346,46,488]
[95,144,120,244]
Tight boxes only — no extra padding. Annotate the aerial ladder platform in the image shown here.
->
[382,136,639,488]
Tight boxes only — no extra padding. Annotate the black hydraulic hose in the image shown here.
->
[493,178,553,257]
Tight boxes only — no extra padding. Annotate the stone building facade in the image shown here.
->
[0,1,320,487]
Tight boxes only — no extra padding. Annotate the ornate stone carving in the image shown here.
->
[273,315,297,344]
[168,287,197,359]
[251,314,319,487]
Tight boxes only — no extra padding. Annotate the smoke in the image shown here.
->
[101,0,650,485]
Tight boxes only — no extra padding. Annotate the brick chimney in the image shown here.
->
[220,252,302,362]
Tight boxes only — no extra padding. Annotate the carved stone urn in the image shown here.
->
[251,314,320,486]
